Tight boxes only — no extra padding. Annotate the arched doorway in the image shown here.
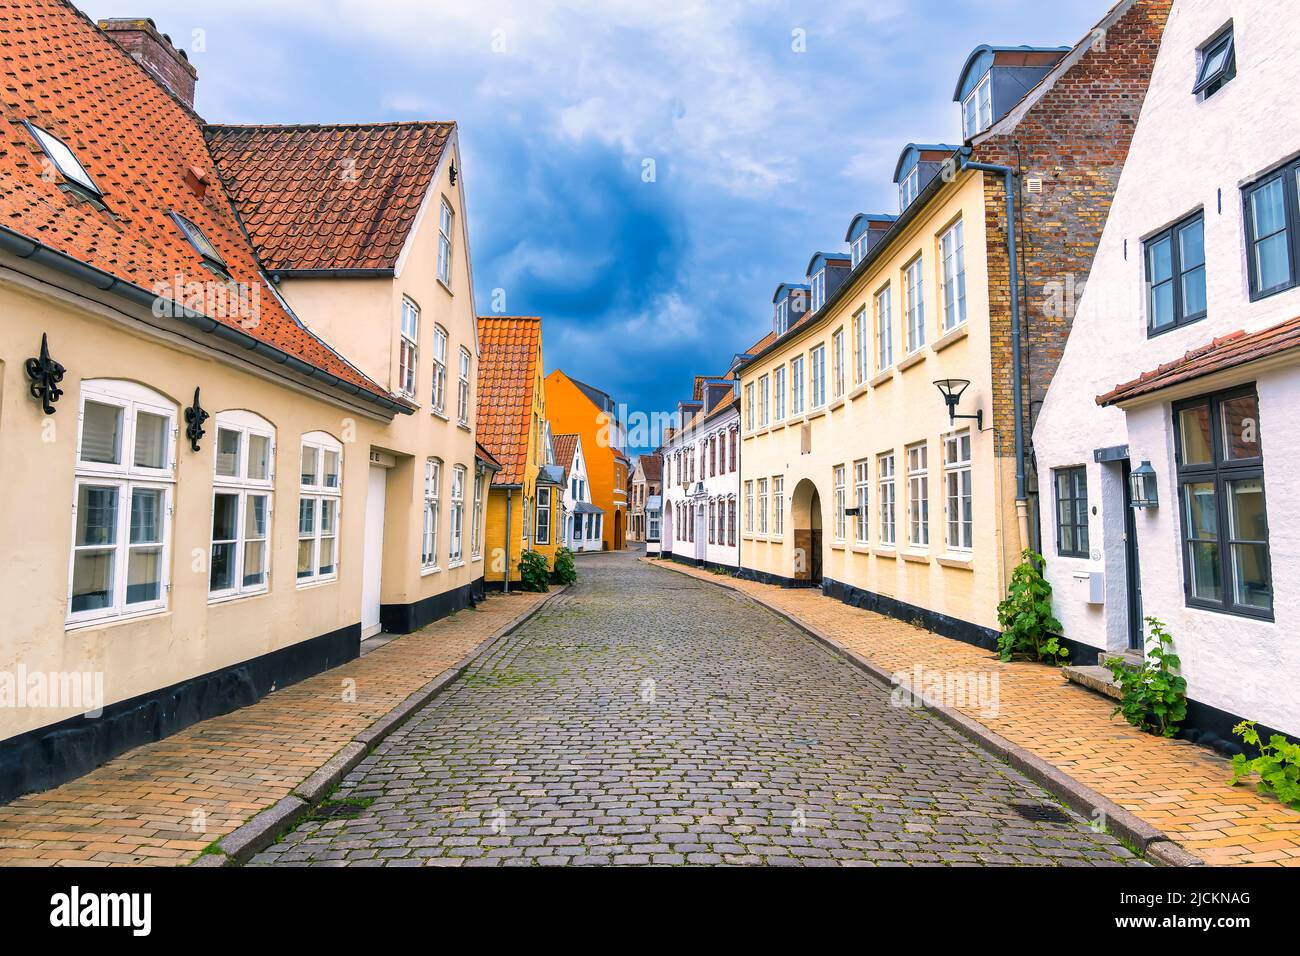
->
[790,478,823,585]
[614,509,624,550]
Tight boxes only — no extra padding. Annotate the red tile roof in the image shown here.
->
[475,441,502,470]
[205,121,453,273]
[0,0,390,402]
[551,432,579,484]
[476,315,542,485]
[637,454,662,483]
[1097,317,1300,406]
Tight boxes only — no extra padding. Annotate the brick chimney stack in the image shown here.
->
[98,18,197,109]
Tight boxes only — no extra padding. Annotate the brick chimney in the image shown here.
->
[98,18,197,109]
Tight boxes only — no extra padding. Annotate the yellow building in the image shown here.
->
[738,150,1024,644]
[476,316,561,589]
[544,370,627,550]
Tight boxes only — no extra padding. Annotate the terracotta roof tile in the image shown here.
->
[475,441,502,470]
[476,315,542,485]
[0,0,388,401]
[638,454,662,482]
[205,121,452,272]
[1097,317,1300,406]
[551,432,579,484]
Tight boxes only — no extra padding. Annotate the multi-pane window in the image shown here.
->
[398,297,419,397]
[1243,157,1300,300]
[210,413,274,600]
[940,220,967,332]
[745,481,754,533]
[457,348,472,425]
[1146,212,1206,334]
[906,442,929,547]
[772,476,784,537]
[905,256,926,353]
[854,460,870,544]
[728,497,737,547]
[790,356,805,415]
[810,269,826,313]
[757,478,769,535]
[809,345,826,408]
[943,431,973,551]
[437,198,454,286]
[832,327,846,398]
[1175,387,1272,618]
[471,468,485,558]
[962,73,993,138]
[431,325,448,414]
[833,465,847,542]
[299,433,342,583]
[774,298,789,336]
[708,499,716,544]
[773,366,786,420]
[875,285,893,371]
[745,382,755,430]
[69,381,175,625]
[758,375,770,427]
[1051,467,1088,560]
[729,428,738,470]
[853,307,869,384]
[899,167,920,210]
[878,452,896,546]
[449,466,466,561]
[422,458,441,569]
[535,485,551,546]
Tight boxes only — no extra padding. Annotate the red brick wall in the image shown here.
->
[98,19,197,110]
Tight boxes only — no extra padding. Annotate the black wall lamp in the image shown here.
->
[184,387,209,452]
[1129,460,1159,509]
[933,378,983,431]
[25,332,66,415]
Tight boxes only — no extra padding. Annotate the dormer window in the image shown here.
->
[962,73,993,138]
[851,233,869,267]
[170,212,230,278]
[899,167,920,210]
[774,298,789,336]
[810,270,826,313]
[24,121,100,198]
[1193,26,1235,98]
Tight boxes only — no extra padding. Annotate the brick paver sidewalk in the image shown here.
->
[0,589,553,867]
[649,560,1300,866]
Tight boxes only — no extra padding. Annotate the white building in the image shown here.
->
[1035,0,1300,745]
[661,377,740,569]
[553,433,603,552]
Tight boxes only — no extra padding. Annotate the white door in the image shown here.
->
[361,465,386,638]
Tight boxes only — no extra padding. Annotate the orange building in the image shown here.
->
[544,370,626,550]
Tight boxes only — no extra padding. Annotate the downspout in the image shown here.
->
[732,374,743,575]
[504,488,513,594]
[961,153,1032,552]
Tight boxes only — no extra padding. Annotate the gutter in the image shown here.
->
[959,151,1032,551]
[270,268,395,280]
[0,226,413,418]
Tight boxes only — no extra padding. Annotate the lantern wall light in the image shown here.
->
[1129,460,1159,509]
[932,378,984,432]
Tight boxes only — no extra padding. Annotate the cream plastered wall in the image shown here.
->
[0,276,392,739]
[740,169,1022,633]
[275,142,483,606]
[1033,0,1300,733]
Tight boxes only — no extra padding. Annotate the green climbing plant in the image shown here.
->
[996,550,1067,664]
[1105,617,1187,738]
[1230,721,1300,810]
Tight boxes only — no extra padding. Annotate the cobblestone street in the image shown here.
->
[251,551,1142,867]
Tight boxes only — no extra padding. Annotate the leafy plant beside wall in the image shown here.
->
[996,550,1068,664]
[518,550,551,593]
[1230,721,1300,810]
[553,547,577,586]
[1105,617,1187,738]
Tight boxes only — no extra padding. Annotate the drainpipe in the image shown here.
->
[732,374,744,576]
[961,153,1032,553]
[504,488,513,594]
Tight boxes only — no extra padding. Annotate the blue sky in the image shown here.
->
[82,0,1106,456]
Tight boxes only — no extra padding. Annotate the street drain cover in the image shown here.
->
[314,802,366,820]
[1010,802,1072,825]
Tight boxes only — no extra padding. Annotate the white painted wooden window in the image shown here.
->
[757,478,769,535]
[809,345,826,409]
[772,476,784,538]
[833,465,847,542]
[773,366,786,420]
[298,432,342,584]
[210,411,274,601]
[940,220,967,331]
[535,485,551,546]
[758,375,769,427]
[437,198,454,286]
[905,256,926,353]
[907,441,930,548]
[471,467,485,559]
[944,431,973,551]
[398,297,419,398]
[878,452,896,546]
[854,459,870,544]
[832,327,846,398]
[450,465,466,562]
[744,481,754,533]
[790,355,805,415]
[875,284,893,371]
[431,325,448,414]
[422,458,441,570]
[457,347,471,425]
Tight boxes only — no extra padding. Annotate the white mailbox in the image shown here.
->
[1072,570,1105,605]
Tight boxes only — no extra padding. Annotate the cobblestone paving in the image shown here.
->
[251,552,1143,867]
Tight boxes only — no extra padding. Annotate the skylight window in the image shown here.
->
[170,212,230,277]
[24,121,99,197]
[1193,26,1235,97]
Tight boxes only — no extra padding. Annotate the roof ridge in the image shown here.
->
[204,120,456,131]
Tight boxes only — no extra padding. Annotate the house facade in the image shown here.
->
[0,6,495,801]
[1035,0,1300,742]
[735,0,1171,648]
[661,377,740,570]
[544,369,627,550]
[553,432,604,552]
[628,454,662,542]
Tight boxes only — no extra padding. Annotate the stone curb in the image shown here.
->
[645,558,1205,868]
[194,585,568,867]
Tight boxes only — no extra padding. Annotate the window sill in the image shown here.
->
[932,323,969,353]
[771,420,787,432]
[421,565,443,577]
[437,277,454,296]
[755,426,769,436]
[829,397,845,412]
[471,553,484,563]
[937,553,975,571]
[296,576,339,591]
[806,407,826,421]
[66,607,170,633]
[831,541,846,551]
[869,369,894,388]
[848,383,870,401]
[457,422,472,433]
[208,589,270,607]
[431,409,450,422]
[448,560,465,571]
[850,544,871,555]
[900,549,930,564]
[897,349,927,373]
[871,546,898,559]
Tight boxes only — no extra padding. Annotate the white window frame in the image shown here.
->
[854,459,870,544]
[745,480,754,534]
[422,458,441,571]
[772,476,784,538]
[900,166,920,209]
[944,431,973,552]
[68,381,177,627]
[758,374,770,427]
[851,232,869,267]
[905,256,926,353]
[907,441,930,548]
[535,485,552,546]
[431,325,448,415]
[744,382,755,431]
[875,284,893,371]
[773,366,786,420]
[449,465,466,563]
[209,411,275,602]
[810,269,826,313]
[832,328,846,399]
[757,478,769,535]
[471,467,485,559]
[457,347,472,426]
[853,307,869,384]
[298,432,343,586]
[809,345,826,409]
[940,220,967,332]
[775,298,789,335]
[962,73,993,139]
[833,465,847,542]
[437,197,454,287]
[878,452,896,547]
[790,355,805,415]
[398,297,419,398]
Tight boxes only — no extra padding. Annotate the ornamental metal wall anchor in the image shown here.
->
[25,332,66,415]
[184,387,209,452]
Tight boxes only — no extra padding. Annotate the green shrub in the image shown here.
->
[1105,617,1187,738]
[553,547,577,585]
[518,550,550,592]
[996,550,1067,664]
[1231,721,1300,809]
